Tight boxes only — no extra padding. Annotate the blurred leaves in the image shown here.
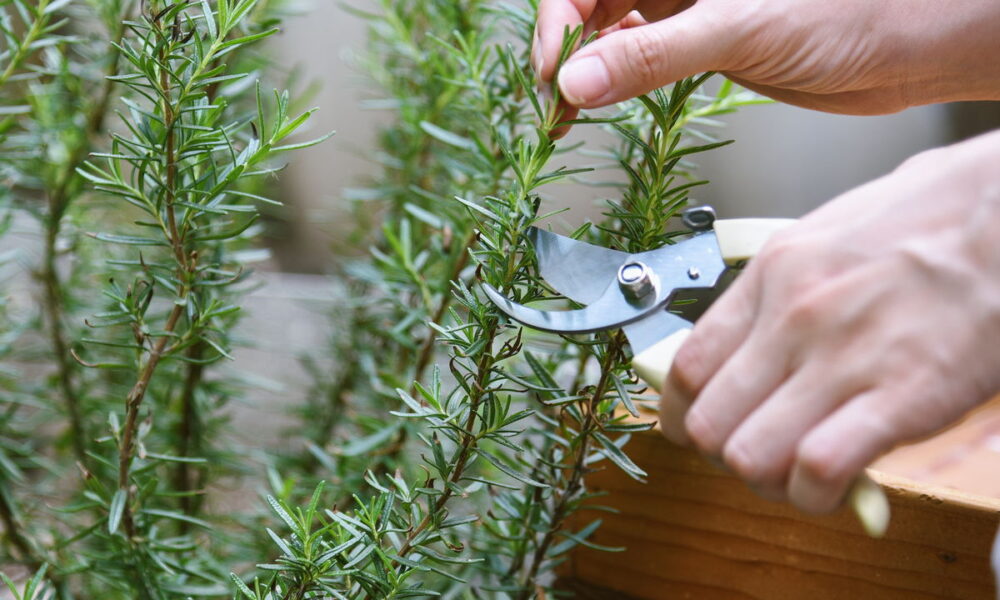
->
[0,0,327,596]
[0,0,760,597]
[274,1,763,598]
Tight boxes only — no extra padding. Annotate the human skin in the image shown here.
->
[533,0,1000,513]
[663,130,1000,512]
[534,0,1000,119]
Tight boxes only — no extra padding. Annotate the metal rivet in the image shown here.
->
[687,267,700,280]
[620,263,645,284]
[617,261,657,303]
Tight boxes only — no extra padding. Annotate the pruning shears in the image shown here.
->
[482,206,890,538]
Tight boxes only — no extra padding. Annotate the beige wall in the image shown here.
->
[694,102,951,218]
[268,1,385,271]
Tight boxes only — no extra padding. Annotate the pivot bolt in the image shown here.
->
[618,261,657,303]
[682,205,717,231]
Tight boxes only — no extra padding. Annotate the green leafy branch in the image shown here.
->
[69,0,327,592]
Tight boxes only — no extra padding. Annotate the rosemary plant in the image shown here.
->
[0,0,762,597]
[262,0,764,597]
[1,0,118,466]
[1,0,325,596]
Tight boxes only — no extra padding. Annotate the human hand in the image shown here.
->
[658,129,1000,514]
[533,0,1000,118]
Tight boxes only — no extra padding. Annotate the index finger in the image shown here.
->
[659,262,762,444]
[534,0,637,82]
[534,0,696,82]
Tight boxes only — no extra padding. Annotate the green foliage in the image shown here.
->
[0,0,323,597]
[0,0,762,597]
[271,1,765,598]
[1,563,53,600]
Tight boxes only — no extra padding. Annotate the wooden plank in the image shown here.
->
[873,398,1000,498]
[566,431,1000,600]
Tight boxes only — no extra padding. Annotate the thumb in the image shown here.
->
[557,8,738,107]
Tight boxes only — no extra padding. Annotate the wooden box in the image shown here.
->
[565,401,1000,599]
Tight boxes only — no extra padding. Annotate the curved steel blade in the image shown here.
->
[529,227,630,305]
[487,228,729,343]
[483,279,671,335]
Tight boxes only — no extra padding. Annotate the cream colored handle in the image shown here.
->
[632,216,891,537]
[849,472,890,538]
[714,218,796,265]
[632,329,691,393]
[632,219,796,389]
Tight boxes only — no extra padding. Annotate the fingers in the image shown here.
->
[659,268,761,445]
[595,9,649,37]
[548,10,644,139]
[534,0,692,137]
[535,0,634,83]
[720,362,862,500]
[557,5,740,107]
[533,0,691,82]
[632,0,696,23]
[534,0,618,139]
[683,318,790,457]
[662,261,882,512]
[788,391,898,513]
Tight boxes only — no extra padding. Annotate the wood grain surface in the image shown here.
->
[565,429,1000,600]
[874,398,1000,499]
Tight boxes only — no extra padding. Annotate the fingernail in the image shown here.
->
[684,408,712,445]
[723,440,753,475]
[790,466,841,515]
[558,55,610,106]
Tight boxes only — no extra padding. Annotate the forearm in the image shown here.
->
[895,0,1000,105]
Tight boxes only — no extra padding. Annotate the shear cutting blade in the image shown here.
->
[487,228,729,345]
[529,227,630,305]
[482,278,666,335]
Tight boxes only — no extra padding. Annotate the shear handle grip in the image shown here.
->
[714,218,797,265]
[633,218,892,538]
[630,218,797,386]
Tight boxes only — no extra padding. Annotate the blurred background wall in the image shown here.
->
[267,2,1000,272]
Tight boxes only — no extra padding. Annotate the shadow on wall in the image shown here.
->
[266,1,384,273]
[695,100,1000,219]
[268,3,1000,268]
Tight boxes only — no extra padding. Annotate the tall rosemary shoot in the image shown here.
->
[265,0,764,597]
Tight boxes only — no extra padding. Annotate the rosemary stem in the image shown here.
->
[38,8,128,463]
[515,336,623,596]
[119,25,190,539]
[0,0,50,88]
[395,318,499,560]
[119,302,185,538]
[409,230,477,391]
